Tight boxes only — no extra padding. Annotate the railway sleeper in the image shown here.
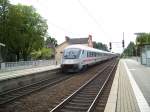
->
[61,108,84,112]
[77,94,96,97]
[80,89,99,92]
[68,102,90,107]
[71,99,92,103]
[82,88,100,91]
[63,105,88,111]
[78,92,97,95]
[73,96,94,100]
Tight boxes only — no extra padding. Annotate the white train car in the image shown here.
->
[61,44,116,72]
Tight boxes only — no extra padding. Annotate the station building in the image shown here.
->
[55,35,93,64]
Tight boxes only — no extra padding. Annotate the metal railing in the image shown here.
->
[0,60,57,72]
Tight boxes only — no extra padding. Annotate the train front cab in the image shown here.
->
[61,48,83,72]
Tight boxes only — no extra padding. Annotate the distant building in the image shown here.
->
[55,35,93,63]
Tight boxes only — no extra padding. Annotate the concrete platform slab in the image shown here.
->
[104,59,144,112]
[124,59,150,112]
[0,65,60,81]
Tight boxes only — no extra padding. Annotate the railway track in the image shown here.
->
[50,59,118,112]
[0,60,111,107]
[0,73,72,106]
[93,65,116,112]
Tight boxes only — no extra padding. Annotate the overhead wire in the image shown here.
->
[77,0,109,38]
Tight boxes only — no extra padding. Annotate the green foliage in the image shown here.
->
[0,1,48,61]
[134,33,150,57]
[136,33,150,46]
[45,36,58,48]
[31,50,41,60]
[0,0,11,61]
[93,42,109,51]
[31,48,52,60]
[123,42,136,57]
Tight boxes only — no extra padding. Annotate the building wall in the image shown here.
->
[88,35,93,47]
[55,42,69,64]
[55,35,93,64]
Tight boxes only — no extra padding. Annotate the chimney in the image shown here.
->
[88,35,93,47]
[65,36,70,41]
[88,35,92,41]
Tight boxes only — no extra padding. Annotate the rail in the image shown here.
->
[50,59,117,112]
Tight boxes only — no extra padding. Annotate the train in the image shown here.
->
[61,44,116,72]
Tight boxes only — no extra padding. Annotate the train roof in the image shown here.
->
[64,44,115,54]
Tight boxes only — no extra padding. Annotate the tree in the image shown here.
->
[123,42,136,57]
[45,36,58,48]
[31,48,52,60]
[0,0,11,61]
[0,3,48,61]
[93,42,109,51]
[135,33,150,56]
[136,33,150,46]
[0,0,10,42]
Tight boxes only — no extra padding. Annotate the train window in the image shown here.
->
[91,52,93,57]
[63,48,81,59]
[89,52,91,57]
[87,51,90,57]
[89,52,90,57]
[92,52,93,57]
[92,52,94,57]
[94,52,96,57]
[82,50,84,54]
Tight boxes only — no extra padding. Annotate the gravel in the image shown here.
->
[0,63,106,112]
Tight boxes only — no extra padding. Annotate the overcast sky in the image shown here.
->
[10,0,150,53]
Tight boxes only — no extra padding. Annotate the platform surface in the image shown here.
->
[105,59,150,112]
[125,59,150,105]
[0,65,60,81]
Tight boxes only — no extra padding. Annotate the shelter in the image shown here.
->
[141,44,150,66]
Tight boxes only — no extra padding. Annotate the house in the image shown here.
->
[55,35,93,64]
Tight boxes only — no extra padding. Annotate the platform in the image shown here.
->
[105,59,150,112]
[0,65,60,81]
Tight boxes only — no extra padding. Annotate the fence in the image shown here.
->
[0,60,57,72]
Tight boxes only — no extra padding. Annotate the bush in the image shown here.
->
[31,48,52,60]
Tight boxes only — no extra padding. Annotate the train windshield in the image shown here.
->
[63,48,81,59]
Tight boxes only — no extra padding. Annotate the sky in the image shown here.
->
[10,0,150,53]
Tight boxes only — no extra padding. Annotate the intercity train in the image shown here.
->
[61,44,116,72]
